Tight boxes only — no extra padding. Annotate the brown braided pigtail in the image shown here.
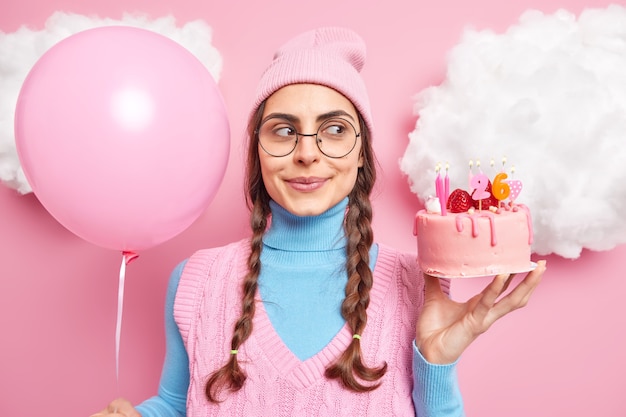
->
[205,104,271,402]
[325,116,387,391]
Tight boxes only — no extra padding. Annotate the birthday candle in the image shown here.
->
[506,165,523,203]
[470,173,491,200]
[492,172,511,202]
[436,162,448,216]
[443,162,449,216]
[470,173,491,211]
[435,163,446,216]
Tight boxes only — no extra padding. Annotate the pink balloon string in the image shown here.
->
[115,251,138,401]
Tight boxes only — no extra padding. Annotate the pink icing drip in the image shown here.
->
[414,210,426,236]
[455,212,497,246]
[512,204,534,245]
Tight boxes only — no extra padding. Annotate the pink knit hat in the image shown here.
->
[252,27,373,136]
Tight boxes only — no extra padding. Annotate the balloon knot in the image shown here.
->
[122,250,139,265]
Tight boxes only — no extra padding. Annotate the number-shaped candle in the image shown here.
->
[492,172,511,201]
[507,180,523,202]
[470,173,491,200]
[506,165,523,202]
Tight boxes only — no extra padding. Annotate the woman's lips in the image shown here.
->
[286,177,327,192]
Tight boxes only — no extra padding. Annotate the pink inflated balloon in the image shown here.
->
[15,26,230,251]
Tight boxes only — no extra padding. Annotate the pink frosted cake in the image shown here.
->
[414,164,533,278]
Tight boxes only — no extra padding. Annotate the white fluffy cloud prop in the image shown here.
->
[0,11,222,194]
[400,4,626,259]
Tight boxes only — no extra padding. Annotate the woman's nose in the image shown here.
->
[293,133,321,164]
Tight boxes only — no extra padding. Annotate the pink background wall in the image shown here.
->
[1,0,624,415]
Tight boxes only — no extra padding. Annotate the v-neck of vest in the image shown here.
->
[250,244,397,389]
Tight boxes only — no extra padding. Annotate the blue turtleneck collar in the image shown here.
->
[263,197,349,252]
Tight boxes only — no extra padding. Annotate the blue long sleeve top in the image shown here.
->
[136,198,464,416]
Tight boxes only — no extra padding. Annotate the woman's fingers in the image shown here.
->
[471,260,545,328]
[489,260,545,319]
[471,273,511,322]
[89,398,140,417]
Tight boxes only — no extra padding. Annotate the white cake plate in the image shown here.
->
[426,262,537,279]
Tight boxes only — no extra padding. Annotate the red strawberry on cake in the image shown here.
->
[446,189,473,213]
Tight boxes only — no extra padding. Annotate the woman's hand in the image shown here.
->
[416,260,546,364]
[89,398,141,417]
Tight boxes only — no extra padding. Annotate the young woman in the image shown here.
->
[92,27,545,417]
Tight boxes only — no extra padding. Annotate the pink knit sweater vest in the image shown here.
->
[174,239,424,416]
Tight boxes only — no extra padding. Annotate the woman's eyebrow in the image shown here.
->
[261,110,356,125]
[261,112,298,124]
[316,110,356,123]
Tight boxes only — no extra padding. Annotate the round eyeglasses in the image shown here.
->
[257,117,360,158]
